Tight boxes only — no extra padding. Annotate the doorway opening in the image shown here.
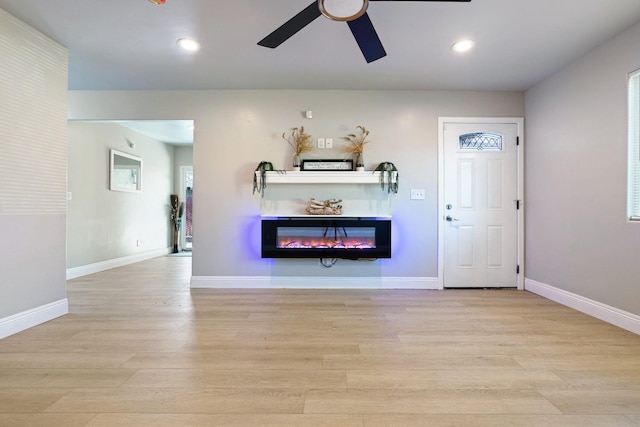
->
[66,119,194,277]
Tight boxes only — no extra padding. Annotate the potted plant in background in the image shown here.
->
[252,161,284,197]
[282,126,313,171]
[343,125,370,171]
[170,194,184,253]
[373,162,399,194]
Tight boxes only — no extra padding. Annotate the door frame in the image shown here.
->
[179,165,193,251]
[437,117,525,290]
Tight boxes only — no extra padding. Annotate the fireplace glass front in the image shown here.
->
[262,218,391,259]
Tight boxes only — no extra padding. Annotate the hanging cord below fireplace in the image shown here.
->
[320,258,338,268]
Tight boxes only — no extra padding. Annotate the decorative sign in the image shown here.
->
[301,159,354,171]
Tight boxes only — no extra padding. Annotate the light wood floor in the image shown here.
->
[1,257,640,426]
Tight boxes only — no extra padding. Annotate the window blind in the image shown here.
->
[629,70,640,220]
[0,10,68,215]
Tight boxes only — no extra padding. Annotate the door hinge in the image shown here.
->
[516,200,521,210]
[516,136,520,146]
[517,265,520,274]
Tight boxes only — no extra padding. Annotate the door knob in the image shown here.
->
[445,215,459,222]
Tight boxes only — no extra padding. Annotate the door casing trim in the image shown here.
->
[179,165,193,251]
[437,117,525,290]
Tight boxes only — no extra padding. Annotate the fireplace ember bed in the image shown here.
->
[261,217,391,259]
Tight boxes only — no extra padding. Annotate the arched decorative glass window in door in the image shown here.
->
[459,132,503,151]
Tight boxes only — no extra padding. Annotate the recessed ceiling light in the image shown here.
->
[451,39,475,53]
[177,38,200,52]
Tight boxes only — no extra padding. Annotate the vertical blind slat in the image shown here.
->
[629,70,640,219]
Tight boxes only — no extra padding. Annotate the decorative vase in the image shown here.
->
[293,153,301,171]
[172,228,180,253]
[355,152,364,171]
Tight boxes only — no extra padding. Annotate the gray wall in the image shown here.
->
[0,9,68,319]
[67,122,175,268]
[68,90,524,279]
[525,21,640,315]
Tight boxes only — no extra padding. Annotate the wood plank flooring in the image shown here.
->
[1,256,640,426]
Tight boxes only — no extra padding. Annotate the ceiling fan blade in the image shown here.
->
[370,0,471,2]
[347,12,386,63]
[258,2,322,48]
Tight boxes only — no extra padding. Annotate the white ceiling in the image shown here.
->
[1,0,640,92]
[116,120,194,145]
[3,1,640,145]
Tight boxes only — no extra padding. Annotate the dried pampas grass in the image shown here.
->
[283,126,314,155]
[343,125,370,154]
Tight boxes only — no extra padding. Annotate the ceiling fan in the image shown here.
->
[258,0,471,63]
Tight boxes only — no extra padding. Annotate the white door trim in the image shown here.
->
[437,117,525,290]
[179,165,193,250]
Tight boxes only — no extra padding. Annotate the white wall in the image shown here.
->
[67,122,174,269]
[68,90,524,283]
[0,9,68,333]
[525,21,640,315]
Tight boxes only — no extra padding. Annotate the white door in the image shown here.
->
[442,121,520,288]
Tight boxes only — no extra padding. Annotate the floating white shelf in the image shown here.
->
[256,170,396,219]
[258,171,393,185]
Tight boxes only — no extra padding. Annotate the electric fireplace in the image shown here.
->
[262,217,391,259]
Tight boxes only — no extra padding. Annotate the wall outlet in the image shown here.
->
[410,189,426,200]
[325,138,333,149]
[317,138,325,149]
[66,192,72,201]
[136,240,142,247]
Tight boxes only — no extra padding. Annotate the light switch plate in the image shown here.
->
[410,189,426,200]
[325,138,333,148]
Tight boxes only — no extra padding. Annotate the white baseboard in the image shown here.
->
[66,247,172,280]
[0,299,68,340]
[191,276,439,290]
[525,278,640,335]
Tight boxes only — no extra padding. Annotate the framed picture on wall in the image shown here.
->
[301,159,353,171]
[110,149,142,192]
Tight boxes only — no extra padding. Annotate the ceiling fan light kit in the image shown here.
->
[258,0,471,63]
[319,0,369,22]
